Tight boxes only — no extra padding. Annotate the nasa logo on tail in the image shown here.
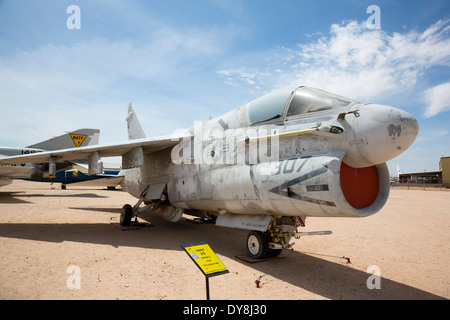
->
[70,134,87,147]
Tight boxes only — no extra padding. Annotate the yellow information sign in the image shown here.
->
[70,134,87,148]
[182,243,229,277]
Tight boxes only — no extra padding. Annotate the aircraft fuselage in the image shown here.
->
[121,87,419,220]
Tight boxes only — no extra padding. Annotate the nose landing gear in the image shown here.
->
[246,217,332,259]
[247,230,282,259]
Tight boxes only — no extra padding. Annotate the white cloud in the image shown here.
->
[423,82,450,118]
[216,68,271,89]
[0,23,240,146]
[218,19,450,104]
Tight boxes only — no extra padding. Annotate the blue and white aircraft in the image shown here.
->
[0,129,100,187]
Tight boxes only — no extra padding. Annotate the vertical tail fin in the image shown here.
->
[26,129,100,150]
[126,103,146,140]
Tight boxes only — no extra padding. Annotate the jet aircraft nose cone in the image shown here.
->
[343,104,419,168]
[388,107,419,152]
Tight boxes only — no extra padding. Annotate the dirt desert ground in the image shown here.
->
[0,180,448,300]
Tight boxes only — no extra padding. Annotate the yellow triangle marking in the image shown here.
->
[70,134,87,147]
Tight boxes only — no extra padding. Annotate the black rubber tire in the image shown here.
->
[120,204,133,226]
[246,231,270,259]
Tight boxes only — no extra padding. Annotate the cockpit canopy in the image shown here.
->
[248,86,355,124]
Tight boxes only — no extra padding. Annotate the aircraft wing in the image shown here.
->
[0,132,191,170]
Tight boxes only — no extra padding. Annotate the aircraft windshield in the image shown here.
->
[248,89,293,124]
[287,87,354,117]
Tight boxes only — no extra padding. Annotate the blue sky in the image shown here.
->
[0,0,449,175]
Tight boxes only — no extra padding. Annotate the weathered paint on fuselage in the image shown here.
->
[121,87,418,220]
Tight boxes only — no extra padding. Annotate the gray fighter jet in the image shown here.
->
[0,129,99,187]
[0,87,419,258]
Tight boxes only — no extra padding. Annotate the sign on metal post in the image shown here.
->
[181,242,229,300]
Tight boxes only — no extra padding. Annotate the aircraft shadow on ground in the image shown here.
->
[0,192,108,203]
[0,210,445,300]
[0,192,31,204]
[69,207,121,214]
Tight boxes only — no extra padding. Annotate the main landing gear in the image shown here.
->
[120,186,161,226]
[120,202,159,226]
[246,217,332,259]
[119,184,183,226]
[119,204,133,226]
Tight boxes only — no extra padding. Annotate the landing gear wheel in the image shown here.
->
[247,231,270,259]
[120,204,133,226]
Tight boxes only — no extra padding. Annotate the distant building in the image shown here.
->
[440,156,450,188]
[398,171,442,184]
[398,156,449,188]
